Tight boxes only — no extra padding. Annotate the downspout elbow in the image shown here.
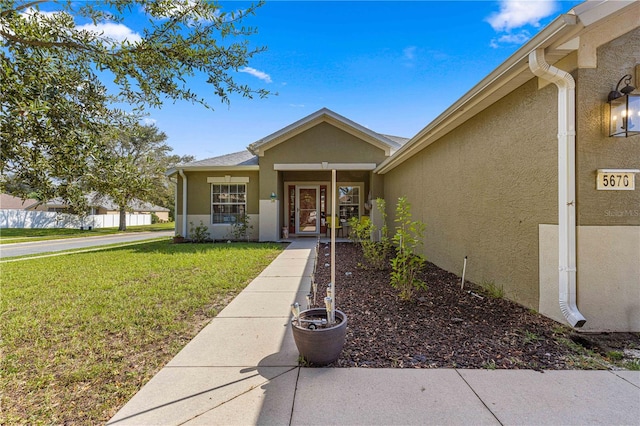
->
[528,49,586,328]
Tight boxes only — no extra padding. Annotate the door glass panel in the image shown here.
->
[298,188,317,233]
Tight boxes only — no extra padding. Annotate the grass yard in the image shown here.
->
[0,223,175,244]
[1,240,284,424]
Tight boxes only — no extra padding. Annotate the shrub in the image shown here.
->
[189,220,211,243]
[390,196,426,301]
[229,214,253,241]
[348,198,391,270]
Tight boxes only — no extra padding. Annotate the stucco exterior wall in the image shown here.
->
[175,170,260,216]
[576,27,640,226]
[540,224,640,332]
[383,78,558,310]
[258,122,389,198]
[175,170,260,239]
[257,122,389,240]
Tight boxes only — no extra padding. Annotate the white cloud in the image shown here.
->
[489,31,531,48]
[486,0,558,32]
[76,22,142,44]
[403,46,417,60]
[239,67,272,83]
[142,117,157,126]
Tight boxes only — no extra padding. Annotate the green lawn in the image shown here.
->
[0,222,175,244]
[1,240,284,424]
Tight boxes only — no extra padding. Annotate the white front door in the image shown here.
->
[296,186,319,234]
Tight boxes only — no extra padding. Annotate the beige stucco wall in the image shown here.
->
[575,27,640,226]
[175,170,260,238]
[259,122,390,200]
[383,78,558,310]
[258,122,389,240]
[540,224,640,332]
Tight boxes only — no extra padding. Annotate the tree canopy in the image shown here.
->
[1,0,269,208]
[89,123,193,230]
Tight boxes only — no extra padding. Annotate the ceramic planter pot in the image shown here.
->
[291,308,347,366]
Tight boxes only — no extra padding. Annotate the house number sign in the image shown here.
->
[596,169,640,191]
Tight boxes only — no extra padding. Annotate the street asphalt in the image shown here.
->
[0,230,174,259]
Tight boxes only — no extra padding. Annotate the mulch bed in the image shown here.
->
[311,242,640,369]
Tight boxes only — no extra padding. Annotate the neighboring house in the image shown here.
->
[31,193,170,222]
[168,1,639,332]
[0,193,40,210]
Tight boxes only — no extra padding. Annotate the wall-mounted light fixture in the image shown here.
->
[270,192,277,202]
[608,74,640,137]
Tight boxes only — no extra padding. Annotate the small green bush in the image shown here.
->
[229,214,253,241]
[390,197,426,301]
[189,220,211,243]
[348,198,391,270]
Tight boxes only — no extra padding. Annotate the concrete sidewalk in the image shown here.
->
[108,238,640,425]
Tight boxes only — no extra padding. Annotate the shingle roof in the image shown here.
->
[0,193,40,210]
[178,151,258,168]
[379,134,410,148]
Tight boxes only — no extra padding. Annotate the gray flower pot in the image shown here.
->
[291,308,347,366]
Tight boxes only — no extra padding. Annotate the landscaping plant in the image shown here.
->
[390,196,426,300]
[229,214,253,241]
[189,220,211,243]
[348,198,391,270]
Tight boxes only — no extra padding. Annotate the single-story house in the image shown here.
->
[168,0,639,332]
[30,193,170,222]
[0,193,40,210]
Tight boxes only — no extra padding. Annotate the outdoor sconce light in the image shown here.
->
[608,74,640,137]
[270,192,277,202]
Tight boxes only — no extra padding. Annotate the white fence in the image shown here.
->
[0,210,151,229]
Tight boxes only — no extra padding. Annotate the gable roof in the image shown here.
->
[0,193,39,210]
[247,108,407,157]
[375,0,638,174]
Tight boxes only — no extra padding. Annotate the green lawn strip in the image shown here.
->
[1,240,284,424]
[0,223,175,244]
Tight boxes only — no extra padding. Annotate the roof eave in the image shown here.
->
[166,165,260,176]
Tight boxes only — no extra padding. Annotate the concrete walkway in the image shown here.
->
[108,238,640,425]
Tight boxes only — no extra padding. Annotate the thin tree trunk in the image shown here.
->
[119,207,127,231]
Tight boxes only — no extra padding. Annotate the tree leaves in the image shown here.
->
[1,0,269,208]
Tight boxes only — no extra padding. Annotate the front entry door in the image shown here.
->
[296,186,319,234]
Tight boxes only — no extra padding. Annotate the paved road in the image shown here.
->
[0,231,174,259]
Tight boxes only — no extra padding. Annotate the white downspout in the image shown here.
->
[528,49,586,328]
[178,169,188,238]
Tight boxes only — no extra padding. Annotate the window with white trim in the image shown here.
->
[211,184,246,224]
[338,186,360,221]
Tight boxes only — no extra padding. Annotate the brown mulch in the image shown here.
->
[311,242,640,369]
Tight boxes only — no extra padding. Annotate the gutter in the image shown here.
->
[528,49,586,328]
[178,169,188,238]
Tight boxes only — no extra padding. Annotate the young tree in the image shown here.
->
[1,0,269,208]
[90,123,191,231]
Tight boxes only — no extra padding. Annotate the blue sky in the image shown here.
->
[81,1,585,160]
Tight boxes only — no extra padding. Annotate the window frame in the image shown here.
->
[338,185,361,221]
[210,182,248,225]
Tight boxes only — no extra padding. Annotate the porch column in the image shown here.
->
[259,200,280,241]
